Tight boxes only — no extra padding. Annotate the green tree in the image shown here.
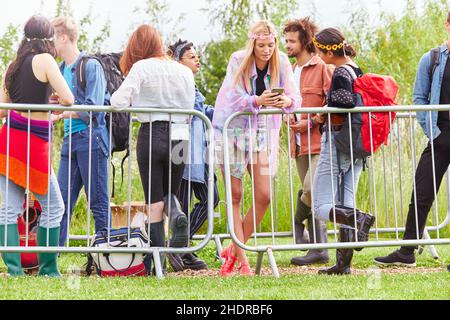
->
[344,0,449,104]
[199,0,299,104]
[0,24,19,75]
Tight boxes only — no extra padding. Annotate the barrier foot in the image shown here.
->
[255,252,264,276]
[153,250,165,279]
[422,230,440,260]
[214,236,224,263]
[267,248,280,278]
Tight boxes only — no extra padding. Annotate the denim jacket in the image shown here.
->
[414,43,449,141]
[60,52,110,153]
[183,88,214,184]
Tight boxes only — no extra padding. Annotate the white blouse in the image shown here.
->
[111,58,196,123]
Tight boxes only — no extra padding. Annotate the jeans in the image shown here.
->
[0,170,64,229]
[58,128,110,246]
[313,132,363,222]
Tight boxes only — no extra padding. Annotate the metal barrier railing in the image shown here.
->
[0,103,215,279]
[222,105,450,277]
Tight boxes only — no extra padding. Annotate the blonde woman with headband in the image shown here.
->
[213,20,301,277]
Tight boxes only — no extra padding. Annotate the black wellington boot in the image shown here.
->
[294,190,310,248]
[329,206,375,243]
[291,218,329,266]
[318,227,354,275]
[163,194,189,248]
[148,222,167,276]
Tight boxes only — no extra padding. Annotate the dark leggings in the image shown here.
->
[402,128,450,252]
[136,122,187,204]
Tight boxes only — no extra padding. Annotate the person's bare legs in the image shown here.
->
[241,152,271,244]
[229,152,271,264]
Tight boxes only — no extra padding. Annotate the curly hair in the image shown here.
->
[283,17,319,54]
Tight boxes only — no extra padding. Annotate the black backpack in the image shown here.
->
[76,53,131,198]
[429,47,441,82]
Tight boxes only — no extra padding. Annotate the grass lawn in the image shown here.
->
[0,240,449,300]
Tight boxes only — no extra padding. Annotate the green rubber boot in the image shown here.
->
[37,227,61,277]
[0,224,25,276]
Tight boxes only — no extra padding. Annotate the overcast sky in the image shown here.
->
[0,0,425,51]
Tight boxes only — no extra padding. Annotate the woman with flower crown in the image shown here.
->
[311,28,375,276]
[213,20,301,277]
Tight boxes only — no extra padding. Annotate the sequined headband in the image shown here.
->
[249,32,277,41]
[313,37,346,51]
[25,36,54,42]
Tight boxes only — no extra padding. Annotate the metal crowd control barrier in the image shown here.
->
[222,105,450,277]
[0,103,215,279]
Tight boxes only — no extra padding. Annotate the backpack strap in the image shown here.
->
[76,55,104,91]
[340,64,358,81]
[428,47,441,83]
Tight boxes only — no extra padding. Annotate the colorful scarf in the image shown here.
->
[0,111,51,195]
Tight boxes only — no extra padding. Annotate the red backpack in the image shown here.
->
[334,65,399,159]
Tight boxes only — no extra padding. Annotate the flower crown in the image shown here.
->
[249,32,277,41]
[313,37,345,51]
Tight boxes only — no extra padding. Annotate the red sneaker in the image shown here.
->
[220,245,237,277]
[238,262,253,277]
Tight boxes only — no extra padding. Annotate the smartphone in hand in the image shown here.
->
[271,88,285,96]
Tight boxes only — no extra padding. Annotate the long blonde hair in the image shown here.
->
[233,20,281,93]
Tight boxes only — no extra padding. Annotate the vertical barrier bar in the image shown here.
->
[4,110,11,248]
[248,115,258,246]
[265,115,275,246]
[26,111,31,246]
[67,112,73,247]
[396,116,405,226]
[307,113,317,243]
[347,112,360,242]
[381,146,389,228]
[87,111,93,246]
[107,111,112,247]
[147,115,153,247]
[368,111,380,240]
[388,112,400,239]
[327,113,338,242]
[428,111,440,239]
[409,113,420,241]
[187,115,192,246]
[127,112,133,244]
[168,114,173,249]
[46,110,52,247]
[286,114,296,244]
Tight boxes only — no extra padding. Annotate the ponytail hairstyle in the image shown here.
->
[4,15,56,92]
[313,28,357,58]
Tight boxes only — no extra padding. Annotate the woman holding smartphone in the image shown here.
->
[213,20,301,277]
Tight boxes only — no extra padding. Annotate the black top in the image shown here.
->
[328,65,364,109]
[255,64,269,96]
[8,54,52,107]
[438,56,450,128]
